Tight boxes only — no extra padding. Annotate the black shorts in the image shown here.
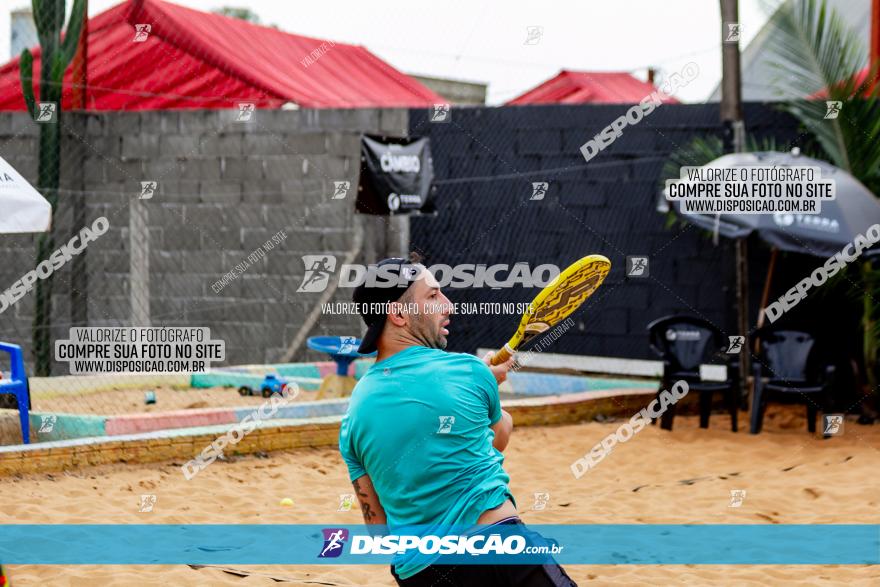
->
[390,517,577,587]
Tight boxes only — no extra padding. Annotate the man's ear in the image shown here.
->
[386,301,408,327]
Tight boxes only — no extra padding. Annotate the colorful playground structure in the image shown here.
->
[0,333,664,476]
[17,366,656,444]
[0,370,661,477]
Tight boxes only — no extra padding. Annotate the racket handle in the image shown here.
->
[490,344,514,366]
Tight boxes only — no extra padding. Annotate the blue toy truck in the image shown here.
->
[238,374,289,398]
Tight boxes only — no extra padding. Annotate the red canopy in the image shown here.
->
[810,66,879,99]
[507,70,679,105]
[0,0,443,111]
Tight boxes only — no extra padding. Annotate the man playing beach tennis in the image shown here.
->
[339,255,577,586]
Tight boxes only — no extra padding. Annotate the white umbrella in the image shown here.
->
[0,155,51,233]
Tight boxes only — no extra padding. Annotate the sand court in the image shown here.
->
[1,405,877,585]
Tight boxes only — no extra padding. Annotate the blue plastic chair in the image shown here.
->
[307,336,376,376]
[0,343,30,444]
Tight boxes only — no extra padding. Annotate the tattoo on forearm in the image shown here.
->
[353,479,376,522]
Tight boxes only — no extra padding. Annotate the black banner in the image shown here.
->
[356,135,434,215]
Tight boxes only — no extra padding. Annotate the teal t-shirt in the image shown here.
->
[338,346,514,579]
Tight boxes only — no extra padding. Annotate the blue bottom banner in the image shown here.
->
[0,524,877,565]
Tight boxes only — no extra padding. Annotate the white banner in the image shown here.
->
[0,155,51,233]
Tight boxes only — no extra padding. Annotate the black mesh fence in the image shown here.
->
[408,102,815,360]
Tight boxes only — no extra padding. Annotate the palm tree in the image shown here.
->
[765,0,880,416]
[659,0,880,418]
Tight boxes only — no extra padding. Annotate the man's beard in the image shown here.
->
[409,313,447,349]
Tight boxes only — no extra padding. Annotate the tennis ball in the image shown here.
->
[279,497,294,507]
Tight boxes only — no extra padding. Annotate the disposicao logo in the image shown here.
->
[0,216,110,315]
[318,528,349,558]
[296,257,560,292]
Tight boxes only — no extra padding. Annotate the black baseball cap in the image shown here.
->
[353,258,424,354]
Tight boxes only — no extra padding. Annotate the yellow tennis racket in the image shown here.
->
[490,255,611,365]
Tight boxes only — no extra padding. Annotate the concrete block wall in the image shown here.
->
[0,108,410,373]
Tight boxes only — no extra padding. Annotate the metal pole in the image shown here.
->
[719,0,743,129]
[720,0,750,400]
[129,197,150,326]
[386,214,410,258]
[69,0,89,327]
[755,248,778,332]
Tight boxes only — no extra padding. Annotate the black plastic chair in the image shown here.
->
[750,329,835,435]
[647,315,740,431]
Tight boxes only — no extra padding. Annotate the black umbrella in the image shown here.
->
[661,150,880,333]
[662,150,880,258]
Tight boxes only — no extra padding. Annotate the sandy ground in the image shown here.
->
[32,386,323,416]
[1,404,878,586]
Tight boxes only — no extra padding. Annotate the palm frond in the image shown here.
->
[763,0,880,182]
[763,0,866,98]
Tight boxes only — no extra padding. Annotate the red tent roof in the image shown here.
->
[507,70,679,105]
[0,0,443,111]
[810,66,879,98]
